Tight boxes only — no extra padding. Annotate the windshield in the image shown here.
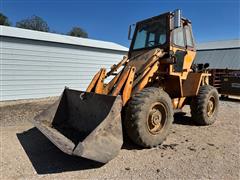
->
[132,16,167,50]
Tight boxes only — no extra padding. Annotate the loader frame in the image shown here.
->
[33,10,216,164]
[86,48,210,108]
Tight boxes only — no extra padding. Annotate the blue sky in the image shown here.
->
[1,0,239,47]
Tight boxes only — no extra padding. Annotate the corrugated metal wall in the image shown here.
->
[1,37,127,101]
[195,48,240,70]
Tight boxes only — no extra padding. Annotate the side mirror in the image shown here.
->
[174,9,182,28]
[128,24,135,40]
[204,63,210,69]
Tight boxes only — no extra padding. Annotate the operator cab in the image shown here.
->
[129,12,170,57]
[128,9,196,73]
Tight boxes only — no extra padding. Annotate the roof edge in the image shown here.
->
[0,25,129,52]
[197,39,240,50]
[197,47,240,51]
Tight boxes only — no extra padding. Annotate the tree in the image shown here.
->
[16,15,49,32]
[68,27,88,38]
[0,13,11,26]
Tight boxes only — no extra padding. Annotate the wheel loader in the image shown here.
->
[34,9,219,163]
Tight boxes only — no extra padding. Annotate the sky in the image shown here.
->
[1,0,239,47]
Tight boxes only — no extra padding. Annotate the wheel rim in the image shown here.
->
[147,102,167,134]
[207,96,216,117]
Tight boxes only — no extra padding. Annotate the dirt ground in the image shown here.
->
[0,97,239,179]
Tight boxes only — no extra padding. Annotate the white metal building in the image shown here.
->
[0,26,128,101]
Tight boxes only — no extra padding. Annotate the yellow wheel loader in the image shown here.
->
[34,9,219,163]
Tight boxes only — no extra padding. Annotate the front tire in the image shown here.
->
[124,87,173,147]
[190,85,219,125]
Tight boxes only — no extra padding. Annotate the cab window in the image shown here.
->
[185,25,194,47]
[133,17,167,50]
[172,27,185,47]
[133,30,147,49]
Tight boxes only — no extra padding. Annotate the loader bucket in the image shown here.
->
[33,88,123,163]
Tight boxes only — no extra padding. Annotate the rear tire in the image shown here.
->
[190,85,219,125]
[124,87,173,147]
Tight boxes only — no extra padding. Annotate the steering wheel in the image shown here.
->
[147,40,155,47]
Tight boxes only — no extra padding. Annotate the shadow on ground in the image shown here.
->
[122,136,142,150]
[220,96,240,103]
[17,128,103,175]
[173,112,196,126]
[17,112,200,174]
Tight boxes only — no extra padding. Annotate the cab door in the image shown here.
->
[171,26,186,72]
[183,24,196,71]
[170,23,196,74]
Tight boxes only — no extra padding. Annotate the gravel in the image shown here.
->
[0,97,239,179]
